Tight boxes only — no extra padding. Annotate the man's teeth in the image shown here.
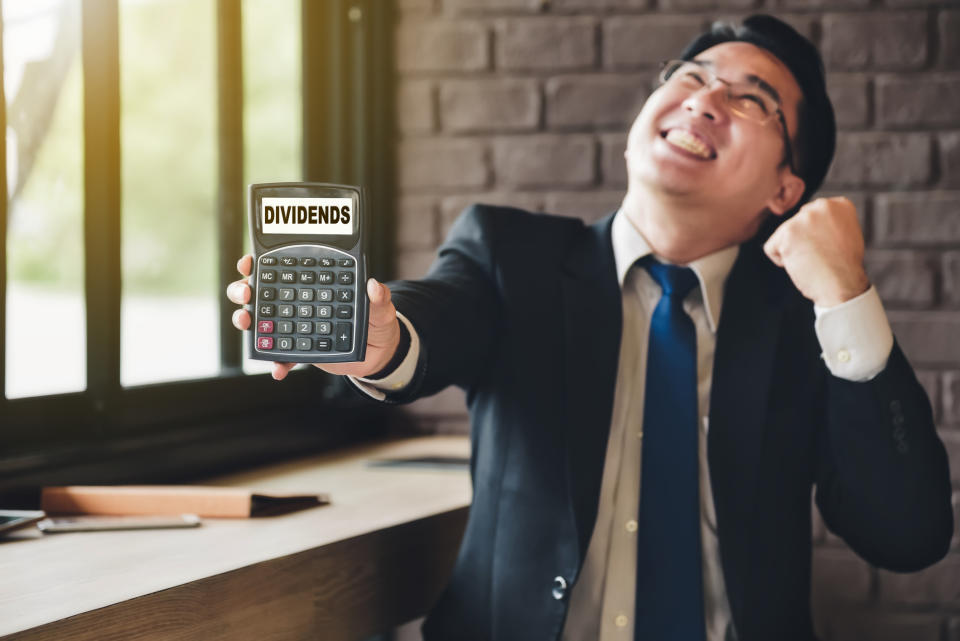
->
[665,129,712,159]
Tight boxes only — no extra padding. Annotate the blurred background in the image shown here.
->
[1,0,957,639]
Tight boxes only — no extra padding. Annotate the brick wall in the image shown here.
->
[392,1,960,639]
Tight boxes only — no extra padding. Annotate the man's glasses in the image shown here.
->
[658,59,797,174]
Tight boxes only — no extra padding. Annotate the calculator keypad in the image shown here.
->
[254,247,357,357]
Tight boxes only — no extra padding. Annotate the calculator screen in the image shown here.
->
[261,197,354,236]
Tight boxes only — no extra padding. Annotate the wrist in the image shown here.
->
[814,272,870,308]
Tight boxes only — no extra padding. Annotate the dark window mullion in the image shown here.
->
[82,0,122,417]
[218,0,243,372]
[302,0,345,182]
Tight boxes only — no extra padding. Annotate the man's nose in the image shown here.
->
[681,84,728,123]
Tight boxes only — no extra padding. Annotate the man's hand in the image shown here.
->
[763,197,871,307]
[227,254,403,381]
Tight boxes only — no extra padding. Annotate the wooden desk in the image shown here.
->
[0,436,471,641]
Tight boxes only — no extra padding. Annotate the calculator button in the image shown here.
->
[298,289,314,302]
[280,271,296,283]
[277,337,294,350]
[299,271,316,284]
[297,321,313,334]
[280,257,298,267]
[338,271,355,285]
[338,258,355,267]
[260,256,277,266]
[298,305,313,318]
[279,288,296,301]
[317,305,333,319]
[335,322,352,352]
[256,336,274,350]
[259,270,276,283]
[300,257,316,266]
[277,321,293,334]
[319,258,335,267]
[317,289,333,302]
[260,287,276,301]
[317,271,334,285]
[336,306,353,320]
[257,321,274,334]
[315,338,332,351]
[258,304,275,317]
[278,304,294,317]
[316,321,332,335]
[296,337,313,351]
[338,289,354,303]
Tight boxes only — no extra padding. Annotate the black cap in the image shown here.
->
[679,15,836,216]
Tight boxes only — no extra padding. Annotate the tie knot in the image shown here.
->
[640,257,698,300]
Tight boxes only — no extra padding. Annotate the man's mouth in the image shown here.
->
[661,128,716,160]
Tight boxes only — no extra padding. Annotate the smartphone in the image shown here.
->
[37,514,202,533]
[247,182,368,363]
[0,509,46,535]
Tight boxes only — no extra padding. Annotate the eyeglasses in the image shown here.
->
[658,59,797,174]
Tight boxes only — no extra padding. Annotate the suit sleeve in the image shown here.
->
[814,339,954,572]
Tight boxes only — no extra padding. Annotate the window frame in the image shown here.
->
[0,0,396,493]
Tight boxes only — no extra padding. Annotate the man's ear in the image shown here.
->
[766,171,806,217]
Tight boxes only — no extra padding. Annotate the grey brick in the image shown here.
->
[879,552,960,605]
[603,16,705,70]
[942,132,960,188]
[941,11,960,70]
[398,0,436,15]
[946,252,960,306]
[439,78,540,134]
[779,0,867,7]
[865,250,936,308]
[821,611,945,641]
[439,192,545,240]
[946,371,960,424]
[915,369,941,424]
[953,491,960,550]
[396,21,489,72]
[889,311,960,365]
[445,0,543,12]
[827,74,870,129]
[877,74,960,128]
[397,79,435,135]
[395,248,437,280]
[823,12,928,71]
[811,548,872,603]
[398,139,489,189]
[543,190,625,224]
[546,74,649,129]
[495,17,596,72]
[493,135,596,188]
[396,196,439,250]
[874,192,960,246]
[601,133,628,188]
[826,133,932,189]
[945,430,960,483]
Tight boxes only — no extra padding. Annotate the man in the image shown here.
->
[228,15,953,641]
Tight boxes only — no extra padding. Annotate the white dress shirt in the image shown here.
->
[352,209,895,641]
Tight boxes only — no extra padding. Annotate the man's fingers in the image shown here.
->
[763,232,785,268]
[232,309,251,331]
[237,254,253,277]
[271,362,296,381]
[227,280,251,304]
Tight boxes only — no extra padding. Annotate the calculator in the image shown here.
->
[247,182,368,363]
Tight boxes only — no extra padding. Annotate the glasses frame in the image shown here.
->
[658,59,797,175]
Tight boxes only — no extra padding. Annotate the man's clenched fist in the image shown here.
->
[763,197,870,307]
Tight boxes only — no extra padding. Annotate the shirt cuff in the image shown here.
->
[813,285,894,382]
[348,311,421,401]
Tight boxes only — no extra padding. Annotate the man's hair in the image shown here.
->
[679,14,836,219]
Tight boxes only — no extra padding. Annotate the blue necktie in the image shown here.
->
[634,257,706,641]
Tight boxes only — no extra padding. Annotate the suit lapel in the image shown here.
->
[560,213,623,562]
[708,237,790,629]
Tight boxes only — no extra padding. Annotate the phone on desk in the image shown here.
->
[37,514,201,533]
[247,182,369,364]
[0,509,46,535]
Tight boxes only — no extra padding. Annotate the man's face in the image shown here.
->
[625,41,804,242]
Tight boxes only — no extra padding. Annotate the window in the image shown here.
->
[0,0,395,491]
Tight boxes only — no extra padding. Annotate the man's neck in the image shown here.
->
[621,187,753,265]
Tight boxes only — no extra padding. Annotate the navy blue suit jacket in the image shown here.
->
[382,205,953,641]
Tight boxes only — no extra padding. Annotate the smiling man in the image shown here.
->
[228,14,953,641]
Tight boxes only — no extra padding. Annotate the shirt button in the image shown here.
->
[837,349,851,363]
[625,520,638,533]
[615,614,629,628]
[552,576,568,601]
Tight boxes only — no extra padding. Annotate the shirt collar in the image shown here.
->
[611,209,740,334]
